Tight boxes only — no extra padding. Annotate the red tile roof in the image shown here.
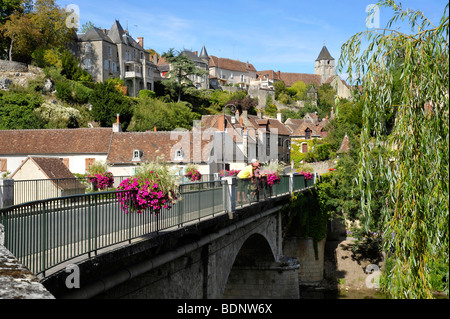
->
[0,128,114,155]
[209,56,256,73]
[106,131,213,164]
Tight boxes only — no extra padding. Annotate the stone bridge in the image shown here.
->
[1,176,324,299]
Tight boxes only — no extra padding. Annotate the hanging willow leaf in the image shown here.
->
[338,1,449,299]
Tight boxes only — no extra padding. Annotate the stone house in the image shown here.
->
[284,110,333,154]
[209,56,257,89]
[156,46,210,90]
[74,20,161,97]
[201,109,291,167]
[252,45,351,100]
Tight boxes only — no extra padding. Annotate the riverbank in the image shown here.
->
[300,237,386,299]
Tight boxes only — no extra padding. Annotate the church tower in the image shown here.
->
[315,45,335,84]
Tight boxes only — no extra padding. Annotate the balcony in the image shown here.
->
[125,71,142,79]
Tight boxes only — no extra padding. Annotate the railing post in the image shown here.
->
[222,176,236,219]
[0,179,14,208]
[289,174,294,194]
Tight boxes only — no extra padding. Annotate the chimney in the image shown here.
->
[277,111,282,122]
[113,114,122,132]
[154,126,157,132]
[242,110,248,120]
[102,29,107,34]
[235,109,240,123]
[137,37,144,48]
[218,115,226,132]
[257,109,262,119]
[193,51,198,56]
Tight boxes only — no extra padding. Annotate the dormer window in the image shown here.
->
[175,149,184,160]
[132,149,143,161]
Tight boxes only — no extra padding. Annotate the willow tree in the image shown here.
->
[338,1,449,298]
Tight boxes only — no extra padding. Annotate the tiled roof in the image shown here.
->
[0,128,114,155]
[255,70,321,87]
[209,56,256,73]
[106,131,213,164]
[11,157,86,190]
[279,72,322,87]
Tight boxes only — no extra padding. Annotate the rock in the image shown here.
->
[43,78,54,93]
[0,78,12,90]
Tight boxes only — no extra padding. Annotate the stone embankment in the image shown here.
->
[0,60,43,90]
[0,224,54,299]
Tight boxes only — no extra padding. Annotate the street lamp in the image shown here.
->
[222,104,237,173]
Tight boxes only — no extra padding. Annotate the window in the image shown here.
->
[108,46,112,57]
[175,149,184,160]
[305,128,312,140]
[85,158,95,172]
[85,58,91,70]
[104,60,109,70]
[240,74,244,82]
[132,150,142,161]
[230,72,234,79]
[0,158,7,172]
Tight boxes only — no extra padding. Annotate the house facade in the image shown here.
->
[0,128,114,176]
[209,56,257,89]
[74,20,161,97]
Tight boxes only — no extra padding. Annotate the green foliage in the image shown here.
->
[264,95,278,117]
[89,81,133,130]
[0,90,43,129]
[339,0,449,298]
[283,189,328,259]
[139,90,156,99]
[128,97,200,132]
[161,48,209,102]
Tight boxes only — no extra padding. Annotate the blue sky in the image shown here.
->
[57,0,447,75]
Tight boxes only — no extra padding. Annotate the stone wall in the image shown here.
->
[0,60,28,73]
[0,224,55,299]
[222,259,300,299]
[283,237,326,285]
[0,179,14,209]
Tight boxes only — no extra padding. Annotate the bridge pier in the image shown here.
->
[222,258,300,299]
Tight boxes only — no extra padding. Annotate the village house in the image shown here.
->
[284,109,335,154]
[252,45,351,100]
[208,56,257,90]
[10,156,87,204]
[156,46,210,90]
[73,20,161,97]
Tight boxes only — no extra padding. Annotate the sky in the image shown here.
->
[56,0,447,76]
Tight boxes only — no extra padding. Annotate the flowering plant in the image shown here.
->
[117,161,178,214]
[86,160,114,190]
[298,170,314,180]
[185,165,202,182]
[87,172,114,190]
[260,161,284,187]
[219,169,241,177]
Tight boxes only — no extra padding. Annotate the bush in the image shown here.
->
[55,80,72,102]
[139,90,156,99]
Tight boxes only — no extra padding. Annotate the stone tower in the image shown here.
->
[314,45,335,84]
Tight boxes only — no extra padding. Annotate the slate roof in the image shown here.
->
[315,45,335,61]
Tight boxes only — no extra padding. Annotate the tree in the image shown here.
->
[128,97,200,132]
[161,48,209,102]
[1,0,75,63]
[89,81,133,130]
[339,1,449,298]
[0,90,43,129]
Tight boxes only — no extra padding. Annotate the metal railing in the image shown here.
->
[0,175,313,278]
